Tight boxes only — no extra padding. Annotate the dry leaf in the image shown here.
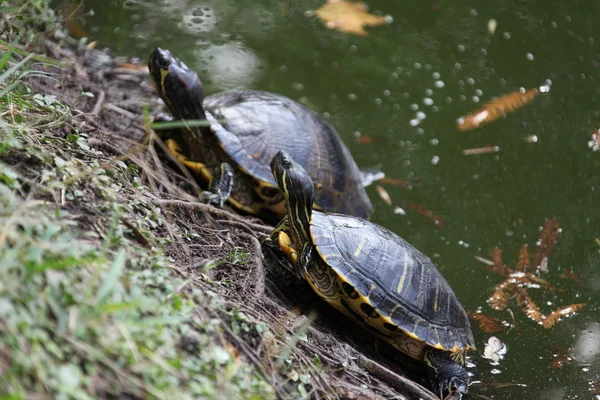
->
[469,312,511,333]
[489,248,508,276]
[375,185,392,206]
[516,244,530,272]
[314,0,388,36]
[406,202,445,229]
[541,303,586,329]
[560,268,585,288]
[355,135,377,144]
[457,87,540,131]
[488,280,515,311]
[534,219,560,272]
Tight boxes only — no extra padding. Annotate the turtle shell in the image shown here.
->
[203,90,373,219]
[309,212,475,353]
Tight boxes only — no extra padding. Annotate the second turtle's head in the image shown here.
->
[270,151,315,211]
[148,48,205,120]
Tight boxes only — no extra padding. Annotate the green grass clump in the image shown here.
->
[0,34,274,399]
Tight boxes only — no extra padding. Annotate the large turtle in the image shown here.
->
[269,150,476,398]
[148,48,373,220]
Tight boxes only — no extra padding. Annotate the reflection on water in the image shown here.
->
[73,0,600,398]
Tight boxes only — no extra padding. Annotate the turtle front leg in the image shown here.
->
[423,349,470,399]
[202,163,234,207]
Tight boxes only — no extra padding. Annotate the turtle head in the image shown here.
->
[271,151,315,241]
[424,349,470,399]
[271,151,315,207]
[148,48,206,121]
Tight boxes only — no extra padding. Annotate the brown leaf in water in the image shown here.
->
[457,87,540,131]
[469,311,511,333]
[560,268,585,288]
[541,303,586,329]
[375,185,392,206]
[355,135,377,144]
[406,202,445,229]
[534,219,560,272]
[488,248,508,276]
[516,244,531,272]
[488,281,515,311]
[314,0,388,36]
[514,287,543,323]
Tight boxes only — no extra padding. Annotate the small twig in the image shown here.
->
[105,103,137,119]
[92,89,106,115]
[238,232,266,299]
[152,199,273,234]
[357,355,438,400]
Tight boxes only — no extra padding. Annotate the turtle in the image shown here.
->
[147,48,373,220]
[269,150,476,399]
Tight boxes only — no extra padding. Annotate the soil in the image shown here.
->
[18,33,445,400]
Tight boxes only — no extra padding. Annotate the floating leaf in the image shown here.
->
[514,287,543,323]
[516,244,530,272]
[457,87,540,131]
[534,219,560,272]
[488,248,508,276]
[314,0,389,36]
[355,135,377,144]
[541,303,586,329]
[406,202,445,229]
[469,311,510,333]
[560,268,585,288]
[462,145,500,155]
[375,185,392,206]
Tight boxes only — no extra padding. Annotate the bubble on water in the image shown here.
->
[416,128,425,134]
[481,48,488,56]
[375,98,382,105]
[180,7,217,34]
[348,93,357,100]
[503,32,511,39]
[434,80,445,88]
[383,89,391,97]
[304,10,314,17]
[403,92,410,99]
[457,44,466,52]
[416,111,426,119]
[458,80,465,87]
[469,9,478,16]
[280,65,287,72]
[292,82,304,91]
[432,105,439,112]
[432,72,441,79]
[431,155,440,165]
[526,52,534,61]
[472,96,480,103]
[566,15,572,23]
[323,112,330,118]
[391,72,399,79]
[394,207,406,215]
[424,64,432,71]
[459,95,466,101]
[454,62,462,70]
[414,62,422,69]
[445,97,452,103]
[424,89,433,96]
[551,21,557,28]
[409,118,421,127]
[393,104,400,110]
[423,97,434,106]
[410,103,419,111]
[467,77,475,85]
[475,89,483,96]
[350,45,358,52]
[405,71,412,78]
[202,42,262,89]
[430,138,439,145]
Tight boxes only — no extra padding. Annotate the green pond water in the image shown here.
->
[63,0,600,398]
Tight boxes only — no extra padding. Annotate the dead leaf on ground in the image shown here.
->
[314,0,389,36]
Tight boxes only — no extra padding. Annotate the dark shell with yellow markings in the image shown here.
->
[203,91,373,219]
[310,212,475,354]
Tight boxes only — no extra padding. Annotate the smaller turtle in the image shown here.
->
[148,48,373,220]
[269,151,476,398]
